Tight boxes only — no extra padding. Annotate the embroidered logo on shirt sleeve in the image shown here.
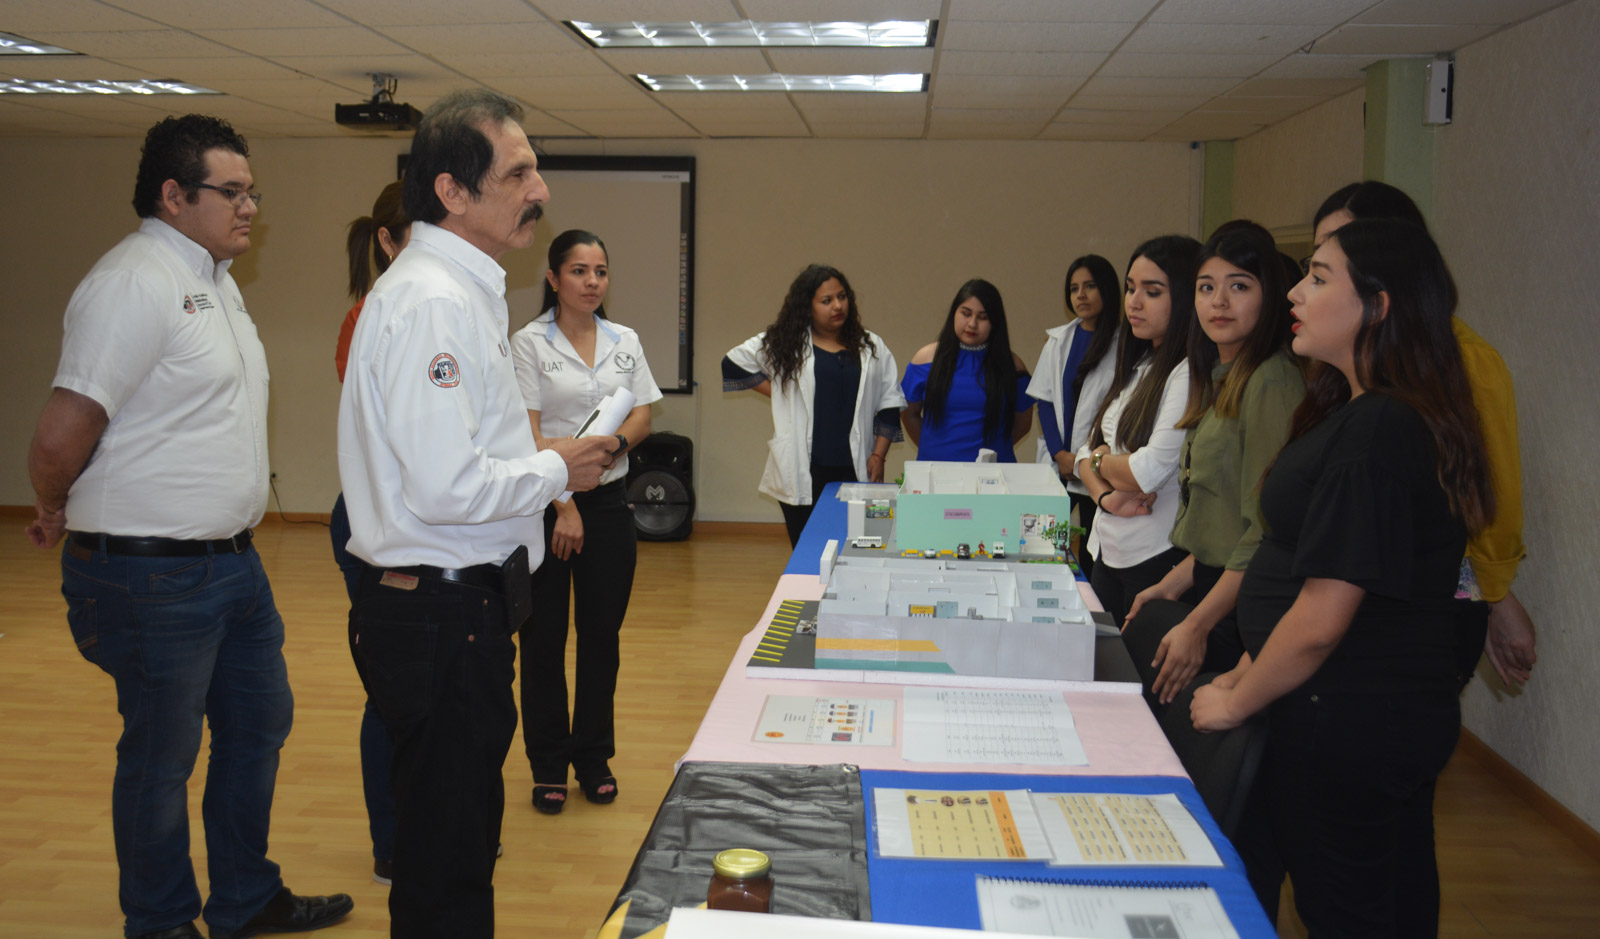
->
[429,353,461,388]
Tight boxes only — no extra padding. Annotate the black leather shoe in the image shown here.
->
[135,926,203,939]
[210,888,354,938]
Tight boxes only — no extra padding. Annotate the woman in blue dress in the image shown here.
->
[900,278,1033,461]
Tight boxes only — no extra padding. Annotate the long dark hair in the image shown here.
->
[1292,219,1493,532]
[542,229,609,319]
[1091,236,1202,452]
[760,264,872,389]
[1313,180,1427,233]
[1065,254,1121,406]
[1179,220,1298,427]
[345,180,409,299]
[924,278,1018,440]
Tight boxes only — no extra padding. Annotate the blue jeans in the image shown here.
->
[331,494,397,863]
[62,540,293,936]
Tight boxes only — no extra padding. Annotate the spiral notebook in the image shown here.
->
[976,874,1239,938]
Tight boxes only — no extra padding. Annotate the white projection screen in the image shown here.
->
[533,156,696,393]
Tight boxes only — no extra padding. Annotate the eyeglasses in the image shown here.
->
[189,181,263,207]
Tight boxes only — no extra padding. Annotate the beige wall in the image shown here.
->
[1432,0,1600,830]
[2,135,1200,521]
[1231,87,1366,237]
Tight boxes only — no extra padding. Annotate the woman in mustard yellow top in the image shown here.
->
[1311,181,1534,687]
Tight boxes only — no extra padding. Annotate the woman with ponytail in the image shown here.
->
[331,179,410,885]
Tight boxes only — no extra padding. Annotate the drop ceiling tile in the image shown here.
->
[105,56,304,82]
[313,0,550,26]
[1254,53,1381,79]
[1352,0,1569,26]
[930,106,1057,123]
[738,0,941,19]
[195,27,409,57]
[1069,93,1214,112]
[793,93,927,118]
[939,21,1133,53]
[1098,52,1283,78]
[494,79,655,110]
[1076,76,1239,97]
[1054,108,1187,125]
[762,49,934,74]
[939,50,1106,76]
[1310,23,1498,55]
[809,119,924,138]
[34,29,239,58]
[3,1,164,33]
[430,51,616,78]
[1152,112,1266,140]
[1196,96,1322,116]
[597,49,774,73]
[933,74,1085,96]
[206,77,365,100]
[537,0,745,19]
[3,93,178,120]
[0,56,158,80]
[1121,22,1326,55]
[1039,123,1159,140]
[682,113,810,136]
[946,0,1155,22]
[544,108,700,137]
[120,0,351,30]
[270,54,460,86]
[932,90,1072,109]
[1230,76,1366,96]
[649,91,797,113]
[1149,0,1373,26]
[374,22,584,55]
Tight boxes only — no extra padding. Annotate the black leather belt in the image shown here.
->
[69,529,253,556]
[371,562,501,593]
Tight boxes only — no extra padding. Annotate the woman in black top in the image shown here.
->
[1191,219,1492,938]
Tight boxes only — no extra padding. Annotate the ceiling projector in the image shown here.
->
[336,73,420,130]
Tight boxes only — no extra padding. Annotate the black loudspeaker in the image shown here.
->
[626,432,695,541]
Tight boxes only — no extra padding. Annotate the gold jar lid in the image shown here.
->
[712,848,771,879]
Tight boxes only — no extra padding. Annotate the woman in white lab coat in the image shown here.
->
[723,264,905,546]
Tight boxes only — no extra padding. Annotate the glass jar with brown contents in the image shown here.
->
[706,848,773,913]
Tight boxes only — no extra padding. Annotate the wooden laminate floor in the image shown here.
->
[0,516,1595,937]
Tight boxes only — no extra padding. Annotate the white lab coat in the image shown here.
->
[725,329,906,506]
[1026,320,1116,494]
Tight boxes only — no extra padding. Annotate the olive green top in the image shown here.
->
[1171,351,1304,570]
[712,848,771,879]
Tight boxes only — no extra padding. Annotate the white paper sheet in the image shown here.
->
[873,787,1053,860]
[665,906,1042,939]
[976,875,1240,938]
[1032,793,1222,868]
[752,695,895,746]
[901,687,1088,766]
[556,387,636,502]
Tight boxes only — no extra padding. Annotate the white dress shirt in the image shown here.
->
[53,217,269,539]
[338,221,568,570]
[509,309,664,486]
[1077,357,1190,568]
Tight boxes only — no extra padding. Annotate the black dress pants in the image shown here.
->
[1120,561,1247,712]
[520,480,637,784]
[1249,687,1460,938]
[1067,491,1097,581]
[1089,545,1187,629]
[353,566,516,939]
[779,463,858,547]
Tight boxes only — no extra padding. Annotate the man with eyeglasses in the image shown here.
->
[25,114,352,939]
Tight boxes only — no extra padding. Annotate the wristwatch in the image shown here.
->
[612,433,628,454]
[1090,451,1105,476]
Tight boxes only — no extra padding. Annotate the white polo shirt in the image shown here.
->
[53,217,269,540]
[1077,357,1190,569]
[338,222,568,571]
[509,310,663,486]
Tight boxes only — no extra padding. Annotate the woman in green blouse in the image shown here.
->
[1123,221,1306,706]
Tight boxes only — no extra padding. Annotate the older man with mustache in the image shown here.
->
[337,89,613,939]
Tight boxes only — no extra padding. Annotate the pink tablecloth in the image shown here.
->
[678,575,1186,778]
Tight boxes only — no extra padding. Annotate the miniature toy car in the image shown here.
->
[956,543,971,559]
[992,540,1007,559]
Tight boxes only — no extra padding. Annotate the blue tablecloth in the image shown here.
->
[860,769,1274,938]
[784,482,851,576]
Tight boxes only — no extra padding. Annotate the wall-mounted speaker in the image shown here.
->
[626,432,695,541]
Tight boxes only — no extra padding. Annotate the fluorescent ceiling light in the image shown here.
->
[571,20,933,48]
[0,31,79,55]
[637,73,928,93]
[0,78,219,94]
